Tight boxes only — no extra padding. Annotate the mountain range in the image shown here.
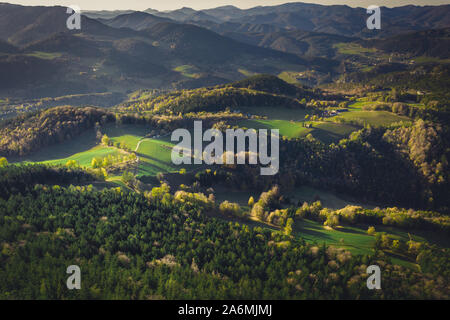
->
[104,3,450,38]
[0,2,449,100]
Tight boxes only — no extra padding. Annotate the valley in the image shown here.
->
[0,1,449,301]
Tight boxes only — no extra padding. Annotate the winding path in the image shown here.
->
[133,139,148,175]
[134,139,148,152]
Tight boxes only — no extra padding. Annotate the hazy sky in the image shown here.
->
[4,1,450,11]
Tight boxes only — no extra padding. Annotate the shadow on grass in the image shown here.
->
[11,129,98,163]
[137,153,171,165]
[337,226,366,235]
[294,220,335,241]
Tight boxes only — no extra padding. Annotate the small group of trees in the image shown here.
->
[250,185,281,222]
[0,157,7,167]
[295,202,450,234]
[219,201,244,218]
[121,170,135,185]
[91,153,137,169]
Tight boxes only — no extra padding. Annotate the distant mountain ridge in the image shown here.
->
[0,3,141,47]
[0,2,449,100]
[82,3,450,39]
[0,3,314,98]
[139,3,450,38]
[100,11,175,30]
[361,28,450,58]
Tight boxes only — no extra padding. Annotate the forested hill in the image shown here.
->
[361,28,450,59]
[99,11,174,30]
[139,22,305,64]
[0,165,448,299]
[118,75,317,114]
[140,3,450,38]
[228,74,314,98]
[0,107,115,157]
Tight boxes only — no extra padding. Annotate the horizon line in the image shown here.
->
[1,1,449,13]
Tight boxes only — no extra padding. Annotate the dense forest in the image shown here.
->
[0,2,449,302]
[119,87,306,114]
[0,107,115,157]
[340,64,450,112]
[117,75,319,114]
[228,74,317,99]
[193,121,449,212]
[0,165,448,299]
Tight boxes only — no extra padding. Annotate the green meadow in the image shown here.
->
[213,185,429,268]
[294,218,376,255]
[15,129,99,164]
[240,106,308,121]
[239,118,358,143]
[173,65,201,79]
[16,125,150,168]
[102,124,150,150]
[331,110,411,127]
[333,43,378,56]
[25,51,62,60]
[238,69,257,77]
[239,119,310,138]
[39,146,119,167]
[287,186,372,209]
[9,113,438,271]
[278,71,303,85]
[135,138,179,177]
[13,123,196,177]
[293,218,421,269]
[237,106,393,143]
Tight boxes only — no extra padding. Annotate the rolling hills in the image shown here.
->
[361,28,450,58]
[0,4,313,98]
[99,11,175,30]
[0,2,449,301]
[145,3,450,38]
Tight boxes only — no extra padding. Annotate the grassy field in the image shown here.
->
[26,145,119,168]
[15,125,151,166]
[278,71,303,85]
[333,43,378,56]
[213,185,423,268]
[294,218,376,255]
[14,129,99,163]
[287,186,373,209]
[173,65,201,79]
[237,106,384,142]
[414,56,450,64]
[331,110,411,127]
[239,118,358,143]
[240,106,308,121]
[310,122,357,144]
[293,218,421,269]
[102,124,150,150]
[25,51,62,60]
[239,119,310,139]
[214,186,258,209]
[237,107,312,139]
[347,100,374,109]
[214,186,379,257]
[134,137,196,177]
[238,69,257,77]
[13,123,188,177]
[214,185,368,211]
[212,183,446,268]
[102,124,188,177]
